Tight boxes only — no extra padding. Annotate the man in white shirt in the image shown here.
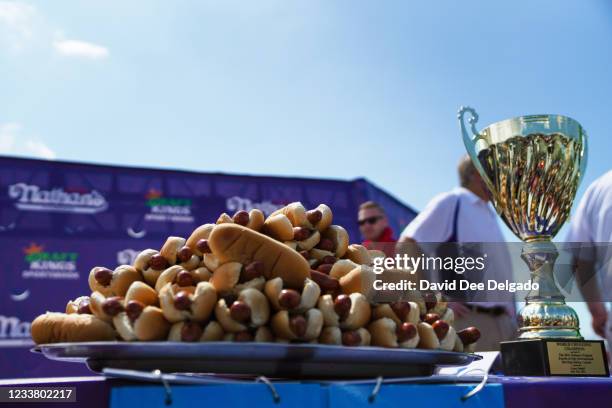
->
[565,170,612,347]
[397,155,516,351]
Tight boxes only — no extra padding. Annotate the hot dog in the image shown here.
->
[208,224,310,289]
[31,312,116,344]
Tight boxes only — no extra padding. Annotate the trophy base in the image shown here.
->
[501,339,609,377]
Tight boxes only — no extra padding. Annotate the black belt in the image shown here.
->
[465,304,507,316]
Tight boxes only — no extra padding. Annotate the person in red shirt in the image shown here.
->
[358,201,396,257]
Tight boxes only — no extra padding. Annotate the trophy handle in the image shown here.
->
[457,106,481,149]
[458,106,493,189]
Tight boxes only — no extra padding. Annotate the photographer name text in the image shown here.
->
[373,278,538,293]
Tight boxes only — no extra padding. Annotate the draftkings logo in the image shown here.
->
[144,189,194,223]
[21,243,80,280]
[8,182,108,214]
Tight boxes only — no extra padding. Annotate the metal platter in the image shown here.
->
[33,342,481,379]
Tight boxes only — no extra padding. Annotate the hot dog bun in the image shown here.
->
[321,225,349,258]
[114,306,170,341]
[31,312,116,344]
[344,244,372,265]
[339,265,376,298]
[185,224,215,256]
[417,322,440,349]
[262,214,294,241]
[270,202,308,227]
[125,281,158,306]
[247,209,265,231]
[208,224,310,289]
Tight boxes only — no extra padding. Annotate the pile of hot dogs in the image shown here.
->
[31,202,480,352]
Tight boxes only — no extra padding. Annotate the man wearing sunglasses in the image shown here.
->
[358,201,396,257]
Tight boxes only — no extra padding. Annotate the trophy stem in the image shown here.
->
[517,240,582,339]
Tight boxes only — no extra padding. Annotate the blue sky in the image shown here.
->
[1,0,610,339]
[2,0,612,233]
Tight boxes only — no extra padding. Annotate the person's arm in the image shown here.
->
[566,185,607,337]
[395,194,471,314]
[574,257,607,337]
[396,192,455,274]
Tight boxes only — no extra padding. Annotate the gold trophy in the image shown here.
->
[458,107,608,376]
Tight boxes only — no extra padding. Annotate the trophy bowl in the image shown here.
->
[458,106,587,339]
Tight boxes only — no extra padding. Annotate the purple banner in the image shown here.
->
[0,156,416,378]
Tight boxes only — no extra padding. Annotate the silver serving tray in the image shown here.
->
[33,342,481,379]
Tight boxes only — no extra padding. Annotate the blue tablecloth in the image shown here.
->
[497,376,612,408]
[1,376,611,408]
[111,382,503,408]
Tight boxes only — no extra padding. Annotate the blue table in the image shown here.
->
[1,375,610,408]
[111,382,503,408]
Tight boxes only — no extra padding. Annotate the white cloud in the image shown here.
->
[0,122,56,159]
[53,39,109,59]
[0,1,109,59]
[24,139,56,159]
[0,1,37,50]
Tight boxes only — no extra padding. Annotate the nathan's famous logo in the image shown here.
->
[144,189,194,223]
[226,196,284,216]
[8,182,108,214]
[21,243,80,280]
[0,315,30,340]
[117,249,140,265]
